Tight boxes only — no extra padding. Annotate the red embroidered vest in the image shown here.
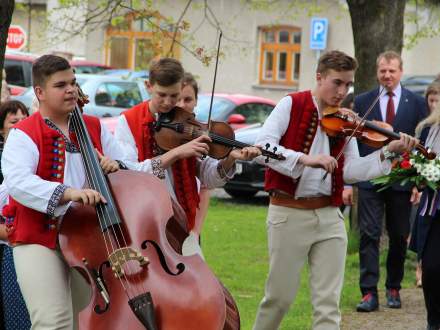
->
[123,102,200,230]
[4,112,103,249]
[265,91,345,206]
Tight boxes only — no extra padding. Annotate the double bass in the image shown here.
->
[59,94,240,329]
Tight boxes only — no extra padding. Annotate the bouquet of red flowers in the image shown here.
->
[371,152,440,191]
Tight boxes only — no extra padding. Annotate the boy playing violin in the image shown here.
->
[1,55,126,329]
[115,58,261,256]
[252,50,418,330]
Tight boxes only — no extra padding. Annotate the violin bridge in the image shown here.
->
[108,248,149,278]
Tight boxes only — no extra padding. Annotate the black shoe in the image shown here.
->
[386,288,402,308]
[356,292,379,312]
[427,324,440,330]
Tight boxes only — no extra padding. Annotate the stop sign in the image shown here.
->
[7,25,27,51]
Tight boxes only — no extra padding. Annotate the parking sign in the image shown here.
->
[310,18,328,50]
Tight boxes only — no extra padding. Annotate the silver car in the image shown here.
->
[13,74,149,117]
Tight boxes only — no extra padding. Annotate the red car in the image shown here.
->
[101,93,276,134]
[4,51,36,95]
[194,93,276,130]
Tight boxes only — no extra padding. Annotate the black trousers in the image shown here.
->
[358,188,412,295]
[422,216,440,327]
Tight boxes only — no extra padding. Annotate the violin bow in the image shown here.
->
[207,30,222,132]
[322,86,385,181]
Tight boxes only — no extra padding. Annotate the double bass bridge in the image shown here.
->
[108,247,149,278]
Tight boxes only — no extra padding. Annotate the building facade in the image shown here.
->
[11,0,440,101]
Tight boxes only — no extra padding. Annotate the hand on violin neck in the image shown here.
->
[159,135,212,167]
[228,146,262,161]
[220,146,263,174]
[61,187,107,206]
[96,149,119,174]
[299,154,338,173]
[386,133,419,154]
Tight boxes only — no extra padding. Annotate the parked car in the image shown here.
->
[224,123,268,198]
[401,75,437,96]
[12,74,149,117]
[4,51,37,95]
[194,93,276,130]
[101,69,149,81]
[70,60,112,74]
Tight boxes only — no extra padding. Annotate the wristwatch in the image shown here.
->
[382,145,397,160]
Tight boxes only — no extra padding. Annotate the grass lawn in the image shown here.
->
[202,197,418,330]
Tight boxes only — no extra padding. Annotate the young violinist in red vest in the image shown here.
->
[252,50,419,330]
[1,55,127,330]
[115,58,261,256]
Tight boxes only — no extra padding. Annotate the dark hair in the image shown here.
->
[0,100,29,139]
[376,50,402,70]
[182,72,199,99]
[32,54,71,87]
[341,92,354,109]
[149,58,184,86]
[317,50,358,75]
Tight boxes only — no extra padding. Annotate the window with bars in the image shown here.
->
[259,26,301,86]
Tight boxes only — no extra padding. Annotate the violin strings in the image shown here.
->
[180,126,279,158]
[334,86,386,162]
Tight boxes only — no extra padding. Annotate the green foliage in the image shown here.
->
[405,0,440,49]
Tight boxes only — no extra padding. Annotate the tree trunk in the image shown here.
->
[347,0,406,94]
[0,0,15,98]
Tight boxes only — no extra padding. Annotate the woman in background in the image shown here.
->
[0,100,31,330]
[412,81,440,288]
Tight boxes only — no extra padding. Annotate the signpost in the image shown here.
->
[310,18,328,59]
[7,25,27,51]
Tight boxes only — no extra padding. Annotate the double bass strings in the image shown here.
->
[70,107,148,300]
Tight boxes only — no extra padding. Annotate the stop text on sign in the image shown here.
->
[7,25,27,50]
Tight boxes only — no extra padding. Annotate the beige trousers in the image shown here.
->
[13,244,91,330]
[253,204,347,330]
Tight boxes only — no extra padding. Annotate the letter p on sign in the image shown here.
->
[310,18,328,50]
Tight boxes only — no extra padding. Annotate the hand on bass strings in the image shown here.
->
[96,149,120,174]
[298,154,338,173]
[61,187,107,206]
[386,133,419,154]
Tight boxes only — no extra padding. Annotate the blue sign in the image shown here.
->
[310,18,328,50]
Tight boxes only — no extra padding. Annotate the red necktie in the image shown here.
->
[386,91,395,125]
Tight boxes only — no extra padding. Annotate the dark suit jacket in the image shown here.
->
[354,86,428,190]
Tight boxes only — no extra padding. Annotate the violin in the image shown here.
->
[320,107,436,159]
[153,107,285,162]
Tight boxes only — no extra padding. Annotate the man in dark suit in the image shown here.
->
[354,51,427,312]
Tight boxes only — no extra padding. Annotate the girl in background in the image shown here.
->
[0,100,31,330]
[411,80,440,330]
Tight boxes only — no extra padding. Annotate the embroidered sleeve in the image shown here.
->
[151,158,165,179]
[47,184,68,217]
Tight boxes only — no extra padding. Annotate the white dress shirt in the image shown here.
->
[115,115,233,202]
[379,84,402,121]
[2,121,127,218]
[255,94,392,198]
